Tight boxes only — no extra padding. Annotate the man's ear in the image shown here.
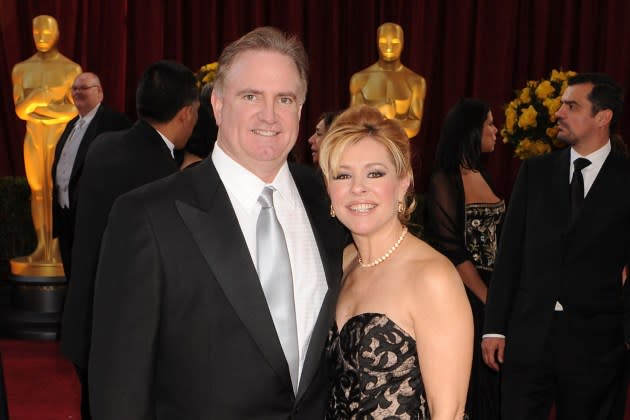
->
[596,109,613,128]
[211,91,223,126]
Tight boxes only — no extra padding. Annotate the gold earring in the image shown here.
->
[330,205,336,218]
[398,201,404,214]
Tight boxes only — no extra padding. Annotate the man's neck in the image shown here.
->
[572,135,609,156]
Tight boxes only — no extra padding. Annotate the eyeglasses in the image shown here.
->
[71,85,99,92]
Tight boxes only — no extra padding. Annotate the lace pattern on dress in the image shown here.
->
[326,313,429,420]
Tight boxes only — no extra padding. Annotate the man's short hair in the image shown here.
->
[213,27,309,102]
[136,60,198,123]
[569,73,624,132]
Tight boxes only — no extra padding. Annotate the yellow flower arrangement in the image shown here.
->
[195,62,218,90]
[502,69,577,159]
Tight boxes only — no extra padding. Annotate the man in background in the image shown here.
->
[483,73,630,420]
[60,60,198,419]
[52,72,130,279]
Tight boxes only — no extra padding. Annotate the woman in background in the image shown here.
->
[321,105,472,419]
[426,98,503,419]
[308,110,339,164]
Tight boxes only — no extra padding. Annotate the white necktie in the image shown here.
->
[256,186,299,393]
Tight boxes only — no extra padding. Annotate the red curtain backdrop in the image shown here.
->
[1,0,629,199]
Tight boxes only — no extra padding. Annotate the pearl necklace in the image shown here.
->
[358,227,409,268]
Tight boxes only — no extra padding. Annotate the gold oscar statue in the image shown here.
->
[11,15,81,277]
[349,22,426,139]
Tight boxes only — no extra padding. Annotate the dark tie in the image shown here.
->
[570,157,592,219]
[256,186,299,393]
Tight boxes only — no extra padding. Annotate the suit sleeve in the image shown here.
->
[483,161,529,335]
[89,193,161,420]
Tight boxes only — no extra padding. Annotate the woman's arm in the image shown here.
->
[412,257,473,420]
[456,260,487,303]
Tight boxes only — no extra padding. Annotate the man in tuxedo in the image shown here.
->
[88,27,345,419]
[52,72,130,278]
[60,61,199,420]
[482,73,630,419]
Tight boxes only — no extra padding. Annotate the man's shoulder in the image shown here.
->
[95,104,131,130]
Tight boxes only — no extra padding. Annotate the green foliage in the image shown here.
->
[0,177,36,280]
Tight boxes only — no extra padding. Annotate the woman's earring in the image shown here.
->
[330,205,336,218]
[398,201,404,214]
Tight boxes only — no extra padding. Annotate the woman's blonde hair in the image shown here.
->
[319,105,416,223]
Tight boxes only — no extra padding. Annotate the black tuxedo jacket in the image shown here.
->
[60,120,179,369]
[52,104,130,277]
[484,148,630,364]
[88,159,345,419]
[52,104,130,239]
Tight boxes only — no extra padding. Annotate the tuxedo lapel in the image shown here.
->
[290,165,341,400]
[70,106,104,181]
[52,117,78,176]
[549,149,571,231]
[569,152,620,248]
[176,161,293,389]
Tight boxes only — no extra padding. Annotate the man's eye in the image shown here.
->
[243,94,256,101]
[279,97,294,105]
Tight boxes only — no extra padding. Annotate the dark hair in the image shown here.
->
[434,98,490,171]
[136,60,198,123]
[319,111,341,131]
[568,73,624,132]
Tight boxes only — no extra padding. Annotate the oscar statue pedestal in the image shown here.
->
[5,257,66,340]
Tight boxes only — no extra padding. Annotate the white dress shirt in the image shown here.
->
[56,104,101,208]
[155,129,176,159]
[212,142,327,382]
[569,140,611,197]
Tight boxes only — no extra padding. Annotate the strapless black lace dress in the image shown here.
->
[326,313,429,419]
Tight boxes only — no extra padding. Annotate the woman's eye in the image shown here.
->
[368,171,385,178]
[333,173,350,180]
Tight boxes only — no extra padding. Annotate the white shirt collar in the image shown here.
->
[78,102,100,126]
[570,139,611,168]
[154,129,176,158]
[211,142,296,212]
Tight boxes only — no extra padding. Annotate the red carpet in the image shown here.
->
[0,340,80,420]
[0,339,627,419]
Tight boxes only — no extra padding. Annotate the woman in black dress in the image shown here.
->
[426,98,504,420]
[321,105,473,419]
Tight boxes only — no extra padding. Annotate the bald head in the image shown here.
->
[71,72,103,116]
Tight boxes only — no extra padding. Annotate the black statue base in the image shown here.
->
[2,274,66,340]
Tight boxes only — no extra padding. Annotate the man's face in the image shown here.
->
[377,24,403,62]
[71,74,103,116]
[555,83,600,146]
[211,50,304,181]
[32,17,59,53]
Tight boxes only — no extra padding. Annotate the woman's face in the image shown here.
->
[481,111,498,153]
[308,119,326,163]
[327,137,410,237]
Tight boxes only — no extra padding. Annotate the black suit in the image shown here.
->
[52,104,130,277]
[88,159,345,419]
[484,147,630,419]
[60,120,179,419]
